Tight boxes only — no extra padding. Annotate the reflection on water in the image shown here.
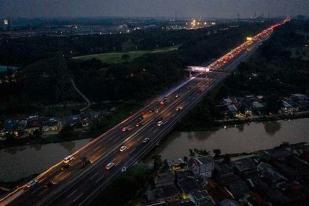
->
[149,118,309,161]
[60,141,76,152]
[0,139,91,182]
[263,121,281,136]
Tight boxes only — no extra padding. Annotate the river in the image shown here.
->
[0,139,91,182]
[148,118,309,160]
[0,118,308,182]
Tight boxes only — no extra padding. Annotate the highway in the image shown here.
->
[0,18,289,206]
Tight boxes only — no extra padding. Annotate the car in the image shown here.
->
[25,179,38,189]
[136,122,141,127]
[157,120,163,127]
[176,106,183,111]
[143,138,150,143]
[121,166,127,172]
[105,162,115,170]
[121,126,132,132]
[175,94,179,98]
[63,155,75,164]
[120,145,127,152]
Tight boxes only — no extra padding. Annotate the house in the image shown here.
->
[232,157,257,177]
[291,94,309,102]
[263,148,292,160]
[218,199,240,206]
[24,118,42,136]
[252,101,264,113]
[220,174,250,200]
[42,118,61,134]
[206,179,233,204]
[227,105,238,116]
[257,162,287,184]
[143,201,168,206]
[281,100,299,113]
[154,171,175,188]
[65,115,81,127]
[189,156,214,181]
[251,175,290,205]
[176,175,201,198]
[154,185,180,204]
[214,162,234,180]
[190,190,214,206]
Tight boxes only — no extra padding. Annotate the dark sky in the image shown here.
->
[1,0,308,18]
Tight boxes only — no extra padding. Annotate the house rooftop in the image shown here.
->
[177,177,201,194]
[154,172,175,188]
[233,157,257,174]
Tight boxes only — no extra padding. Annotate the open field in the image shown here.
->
[73,46,178,64]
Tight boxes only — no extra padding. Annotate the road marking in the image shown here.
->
[73,192,84,203]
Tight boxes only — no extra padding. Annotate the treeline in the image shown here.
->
[0,22,271,66]
[68,22,270,102]
[220,19,309,98]
[0,21,272,115]
[180,19,309,129]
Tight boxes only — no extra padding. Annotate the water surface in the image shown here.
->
[150,118,309,160]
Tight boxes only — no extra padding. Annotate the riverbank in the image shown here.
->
[149,118,309,160]
[179,110,309,132]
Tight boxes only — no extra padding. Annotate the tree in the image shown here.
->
[189,149,195,157]
[59,125,74,139]
[152,155,163,171]
[213,149,221,157]
[121,54,130,62]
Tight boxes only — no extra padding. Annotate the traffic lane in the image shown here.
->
[44,81,205,205]
[55,121,173,206]
[21,83,197,204]
[37,68,230,205]
[46,30,274,204]
[19,39,248,204]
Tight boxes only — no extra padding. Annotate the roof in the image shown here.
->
[263,148,292,160]
[227,105,237,112]
[154,172,175,188]
[198,156,214,165]
[215,162,234,178]
[252,101,264,109]
[291,93,308,100]
[233,158,256,174]
[218,199,240,206]
[177,177,201,194]
[154,185,179,200]
[257,162,287,183]
[225,177,249,199]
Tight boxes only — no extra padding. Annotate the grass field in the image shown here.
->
[73,46,178,64]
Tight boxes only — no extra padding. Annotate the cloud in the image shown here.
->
[0,0,308,18]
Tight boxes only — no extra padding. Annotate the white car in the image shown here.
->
[25,179,38,189]
[176,106,183,111]
[157,120,163,127]
[121,166,127,172]
[105,162,115,170]
[63,155,75,164]
[175,94,179,98]
[120,145,127,152]
[143,138,150,143]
